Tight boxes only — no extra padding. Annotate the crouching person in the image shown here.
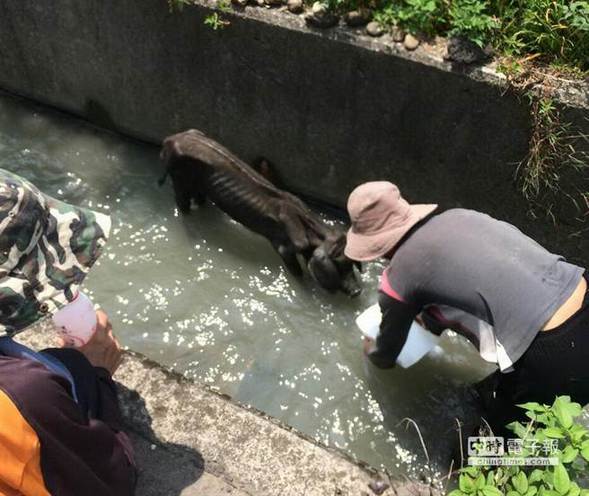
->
[345,181,588,431]
[0,169,136,495]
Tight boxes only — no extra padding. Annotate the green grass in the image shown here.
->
[491,1,589,71]
[517,97,574,202]
[515,96,589,222]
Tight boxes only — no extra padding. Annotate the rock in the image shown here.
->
[391,25,405,42]
[310,1,330,16]
[231,0,248,7]
[344,8,371,27]
[365,21,383,37]
[403,33,420,50]
[287,0,303,13]
[264,0,284,6]
[395,482,435,496]
[368,479,390,495]
[445,36,493,65]
[305,2,339,28]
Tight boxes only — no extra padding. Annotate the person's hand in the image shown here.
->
[77,309,123,376]
[363,337,376,356]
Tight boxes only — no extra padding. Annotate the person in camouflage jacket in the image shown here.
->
[0,169,136,496]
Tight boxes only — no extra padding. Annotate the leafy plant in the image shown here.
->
[448,0,498,47]
[217,0,231,11]
[449,397,589,496]
[401,0,444,35]
[372,0,444,36]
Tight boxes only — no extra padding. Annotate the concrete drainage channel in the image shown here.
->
[18,325,437,496]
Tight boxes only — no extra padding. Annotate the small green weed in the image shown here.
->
[217,0,231,12]
[204,12,230,29]
[496,59,524,79]
[204,0,231,29]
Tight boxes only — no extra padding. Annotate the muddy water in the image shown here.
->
[0,92,499,478]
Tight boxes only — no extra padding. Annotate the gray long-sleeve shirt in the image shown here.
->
[372,209,584,371]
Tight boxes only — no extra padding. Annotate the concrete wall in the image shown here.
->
[0,0,587,266]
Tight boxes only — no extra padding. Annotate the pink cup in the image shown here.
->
[52,291,97,347]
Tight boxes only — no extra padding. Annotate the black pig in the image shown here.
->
[159,129,362,297]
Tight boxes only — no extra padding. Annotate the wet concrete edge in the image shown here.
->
[18,327,441,496]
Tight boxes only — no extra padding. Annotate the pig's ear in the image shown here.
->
[326,232,346,258]
[250,157,276,185]
[258,158,270,176]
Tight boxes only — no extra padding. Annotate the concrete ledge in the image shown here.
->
[18,328,439,496]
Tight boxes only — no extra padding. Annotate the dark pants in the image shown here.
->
[477,274,589,435]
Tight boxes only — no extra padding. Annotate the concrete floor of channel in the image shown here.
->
[19,327,438,496]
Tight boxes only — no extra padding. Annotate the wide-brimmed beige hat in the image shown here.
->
[345,181,437,262]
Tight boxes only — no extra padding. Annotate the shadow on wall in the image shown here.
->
[116,384,205,496]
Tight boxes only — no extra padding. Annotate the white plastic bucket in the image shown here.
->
[355,303,440,368]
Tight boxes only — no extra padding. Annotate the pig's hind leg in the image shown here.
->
[172,176,192,213]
